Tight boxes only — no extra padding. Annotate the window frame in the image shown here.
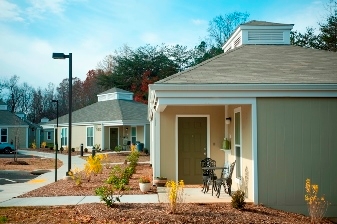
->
[61,127,68,147]
[131,126,137,144]
[234,107,242,180]
[0,128,8,143]
[86,126,94,147]
[47,131,51,140]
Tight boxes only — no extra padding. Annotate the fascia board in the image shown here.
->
[149,83,337,91]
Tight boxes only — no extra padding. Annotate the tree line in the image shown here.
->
[1,2,336,124]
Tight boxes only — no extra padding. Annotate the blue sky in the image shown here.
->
[0,0,330,88]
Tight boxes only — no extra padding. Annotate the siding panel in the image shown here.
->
[257,98,337,216]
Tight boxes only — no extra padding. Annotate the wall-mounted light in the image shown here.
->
[125,127,128,131]
[225,117,231,125]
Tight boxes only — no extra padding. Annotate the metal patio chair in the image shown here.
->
[215,160,236,198]
[200,157,217,193]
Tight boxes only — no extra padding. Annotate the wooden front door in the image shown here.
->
[109,128,118,150]
[178,117,207,184]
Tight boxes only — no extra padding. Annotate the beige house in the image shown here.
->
[0,103,28,149]
[42,88,150,152]
[148,21,337,216]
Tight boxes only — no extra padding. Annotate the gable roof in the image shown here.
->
[0,110,29,126]
[156,45,337,84]
[47,99,148,125]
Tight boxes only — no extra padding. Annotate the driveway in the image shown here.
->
[0,170,36,185]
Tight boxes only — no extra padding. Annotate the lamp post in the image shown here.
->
[52,99,58,182]
[52,52,72,175]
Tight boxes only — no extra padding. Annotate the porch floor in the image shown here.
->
[157,187,253,203]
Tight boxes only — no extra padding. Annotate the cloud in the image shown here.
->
[26,0,66,20]
[0,0,24,21]
[192,19,207,25]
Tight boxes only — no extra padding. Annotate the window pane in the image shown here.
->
[1,129,7,135]
[1,136,7,142]
[235,112,240,144]
[236,146,241,178]
[131,127,136,136]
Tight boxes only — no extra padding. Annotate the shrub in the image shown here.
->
[68,167,83,186]
[231,190,246,209]
[41,141,47,148]
[31,140,36,149]
[166,180,185,214]
[106,165,128,190]
[71,148,75,152]
[130,143,136,152]
[94,143,101,152]
[127,151,139,167]
[84,154,107,180]
[95,185,122,207]
[143,148,149,154]
[84,148,88,153]
[114,145,122,152]
[305,178,329,223]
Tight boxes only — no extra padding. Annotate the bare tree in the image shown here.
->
[4,75,23,113]
[208,11,250,47]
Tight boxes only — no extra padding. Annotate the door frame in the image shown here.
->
[175,114,210,182]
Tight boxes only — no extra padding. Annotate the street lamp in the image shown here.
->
[52,52,72,176]
[52,99,58,182]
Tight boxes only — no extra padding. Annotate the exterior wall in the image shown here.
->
[103,126,110,150]
[43,128,54,145]
[94,125,102,148]
[257,98,337,217]
[227,105,253,200]
[159,105,226,181]
[71,126,86,150]
[136,126,144,143]
[8,127,27,149]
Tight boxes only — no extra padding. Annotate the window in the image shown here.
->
[47,131,51,140]
[131,127,137,144]
[0,128,8,143]
[61,128,68,146]
[87,127,94,147]
[234,107,242,179]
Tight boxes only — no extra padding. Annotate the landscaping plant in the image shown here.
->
[165,180,185,213]
[231,189,246,209]
[68,167,83,186]
[84,154,107,180]
[95,184,122,207]
[305,178,329,223]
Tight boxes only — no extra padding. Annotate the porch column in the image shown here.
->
[101,123,104,149]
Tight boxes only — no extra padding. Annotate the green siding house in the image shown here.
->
[148,21,337,217]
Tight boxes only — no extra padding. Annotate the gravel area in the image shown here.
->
[0,150,333,223]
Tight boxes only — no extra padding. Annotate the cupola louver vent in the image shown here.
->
[248,31,283,41]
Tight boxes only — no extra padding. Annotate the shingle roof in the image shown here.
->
[47,99,148,124]
[98,87,131,95]
[0,111,29,126]
[156,45,337,84]
[241,20,293,26]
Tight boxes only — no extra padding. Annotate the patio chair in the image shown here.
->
[215,160,236,198]
[200,157,217,193]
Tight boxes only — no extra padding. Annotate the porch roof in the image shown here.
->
[156,45,337,84]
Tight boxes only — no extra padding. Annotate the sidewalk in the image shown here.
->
[0,150,233,207]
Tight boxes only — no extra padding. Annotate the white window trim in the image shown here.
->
[234,107,242,182]
[86,126,94,148]
[47,131,51,140]
[0,128,8,143]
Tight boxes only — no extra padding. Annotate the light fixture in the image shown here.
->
[52,52,72,176]
[126,127,128,131]
[225,117,231,125]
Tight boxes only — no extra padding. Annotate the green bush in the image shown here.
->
[114,145,122,152]
[231,190,246,209]
[95,185,121,207]
[127,151,139,167]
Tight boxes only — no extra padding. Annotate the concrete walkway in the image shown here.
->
[0,150,233,207]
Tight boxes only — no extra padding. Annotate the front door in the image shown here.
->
[109,128,118,150]
[178,117,207,184]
